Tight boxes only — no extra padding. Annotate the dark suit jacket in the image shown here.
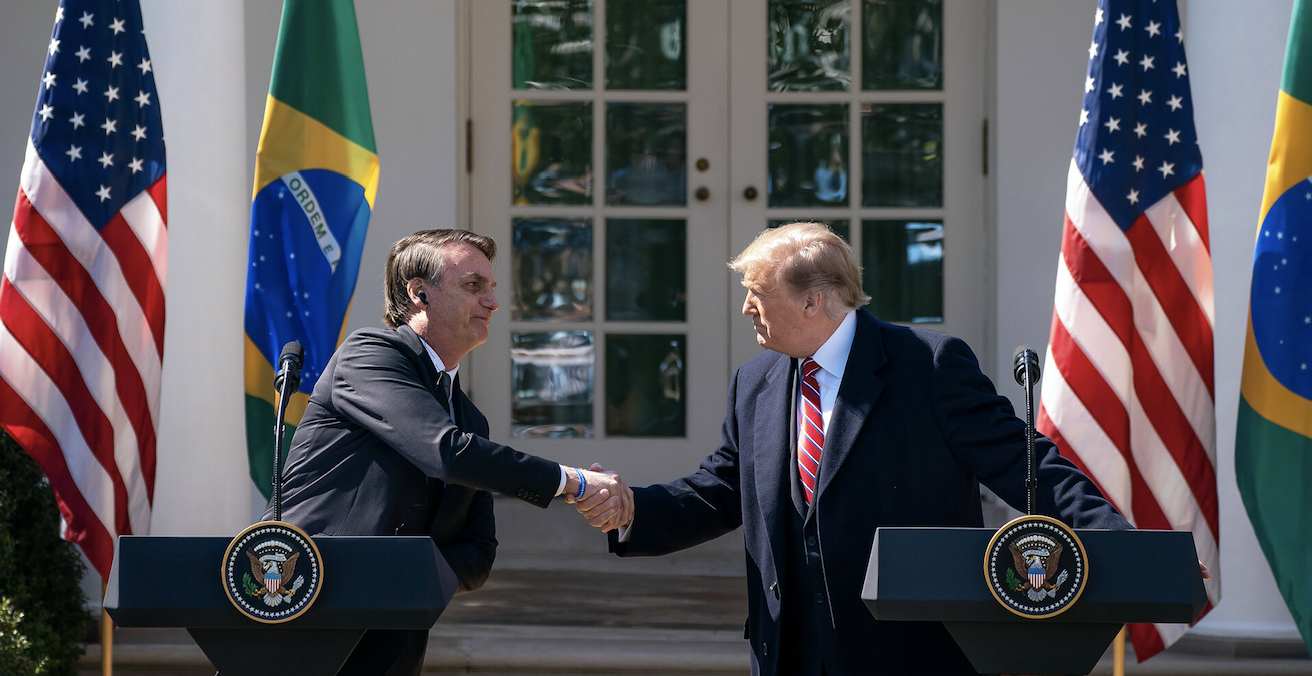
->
[266,325,562,674]
[612,310,1129,676]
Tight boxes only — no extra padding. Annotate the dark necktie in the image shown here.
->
[436,371,452,414]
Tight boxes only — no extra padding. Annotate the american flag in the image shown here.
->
[1038,0,1218,661]
[0,0,165,580]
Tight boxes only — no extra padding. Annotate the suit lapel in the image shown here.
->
[754,355,795,570]
[813,311,887,510]
[396,324,443,394]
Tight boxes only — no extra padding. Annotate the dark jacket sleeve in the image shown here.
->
[436,490,497,594]
[330,330,560,507]
[928,333,1131,530]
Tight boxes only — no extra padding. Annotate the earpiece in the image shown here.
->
[417,291,429,305]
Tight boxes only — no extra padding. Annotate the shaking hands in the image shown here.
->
[562,463,633,532]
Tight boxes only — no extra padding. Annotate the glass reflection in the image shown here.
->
[768,0,851,92]
[769,219,850,242]
[512,218,592,321]
[606,103,687,206]
[768,103,849,207]
[512,100,593,206]
[606,0,686,90]
[862,0,942,90]
[607,219,686,321]
[512,332,595,438]
[606,334,685,437]
[862,220,943,323]
[513,0,594,90]
[861,103,941,207]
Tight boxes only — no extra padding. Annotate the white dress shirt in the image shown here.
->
[797,309,858,449]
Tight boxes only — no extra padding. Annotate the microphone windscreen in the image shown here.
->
[279,341,304,369]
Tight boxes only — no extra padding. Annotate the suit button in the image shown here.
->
[806,535,816,548]
[762,642,768,656]
[815,593,824,604]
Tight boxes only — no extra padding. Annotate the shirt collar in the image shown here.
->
[807,310,857,380]
[421,340,459,382]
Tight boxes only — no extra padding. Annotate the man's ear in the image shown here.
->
[803,290,825,317]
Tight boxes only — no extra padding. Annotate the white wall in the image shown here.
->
[994,0,1299,639]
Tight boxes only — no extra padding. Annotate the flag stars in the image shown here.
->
[1089,41,1100,59]
[73,78,88,94]
[55,6,64,22]
[1167,95,1184,111]
[42,71,56,88]
[1158,161,1175,178]
[69,112,85,129]
[1304,316,1310,324]
[1173,62,1187,78]
[97,151,114,168]
[1096,7,1104,25]
[1134,122,1148,138]
[48,38,60,56]
[1104,116,1121,132]
[1165,128,1181,145]
[1275,286,1282,294]
[1133,155,1145,171]
[104,85,119,102]
[66,145,83,161]
[1107,82,1124,99]
[1116,13,1132,30]
[1099,149,1115,164]
[1080,109,1090,126]
[1145,20,1162,37]
[1127,189,1140,204]
[1138,89,1153,105]
[101,118,117,135]
[78,11,94,28]
[137,58,151,74]
[1086,76,1096,93]
[130,125,147,141]
[109,17,126,35]
[128,157,143,173]
[75,45,91,62]
[37,104,55,122]
[1113,49,1130,66]
[1140,55,1155,71]
[1176,27,1185,43]
[107,50,123,68]
[96,185,111,202]
[134,91,151,107]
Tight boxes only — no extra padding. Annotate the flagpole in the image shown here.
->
[101,579,113,676]
[1113,625,1126,676]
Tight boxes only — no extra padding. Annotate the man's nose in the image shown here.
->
[741,295,754,316]
[484,290,499,312]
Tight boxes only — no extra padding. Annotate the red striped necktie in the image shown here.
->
[798,358,824,506]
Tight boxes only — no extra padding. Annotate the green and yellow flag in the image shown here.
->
[1237,0,1312,652]
[243,0,377,499]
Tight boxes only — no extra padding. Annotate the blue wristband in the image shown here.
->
[574,467,586,500]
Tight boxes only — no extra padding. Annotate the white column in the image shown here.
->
[141,0,253,536]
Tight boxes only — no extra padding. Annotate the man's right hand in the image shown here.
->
[563,463,633,532]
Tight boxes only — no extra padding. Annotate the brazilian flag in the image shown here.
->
[244,0,377,500]
[1238,0,1312,652]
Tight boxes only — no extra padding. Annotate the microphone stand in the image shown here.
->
[1022,359,1037,516]
[273,370,293,522]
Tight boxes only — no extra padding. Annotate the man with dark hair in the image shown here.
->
[577,222,1129,675]
[269,229,631,674]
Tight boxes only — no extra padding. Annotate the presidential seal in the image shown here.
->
[222,521,323,624]
[984,515,1088,619]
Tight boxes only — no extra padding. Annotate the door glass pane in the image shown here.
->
[862,0,942,91]
[607,219,686,321]
[860,103,941,207]
[768,0,851,92]
[512,218,593,321]
[606,103,687,206]
[513,0,594,90]
[861,220,942,323]
[768,103,849,207]
[769,219,850,242]
[513,100,593,206]
[512,331,595,438]
[606,0,686,90]
[606,334,685,436]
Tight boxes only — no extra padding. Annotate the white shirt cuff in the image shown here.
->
[555,466,569,497]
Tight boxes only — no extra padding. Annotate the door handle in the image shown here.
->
[743,186,758,201]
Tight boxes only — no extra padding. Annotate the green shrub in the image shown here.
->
[0,431,89,675]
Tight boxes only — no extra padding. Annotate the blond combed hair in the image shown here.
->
[382,229,497,327]
[728,222,870,318]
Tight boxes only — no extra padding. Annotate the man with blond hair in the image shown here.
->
[580,222,1127,675]
[271,229,631,674]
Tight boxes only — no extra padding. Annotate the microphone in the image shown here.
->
[273,341,304,394]
[1012,344,1040,387]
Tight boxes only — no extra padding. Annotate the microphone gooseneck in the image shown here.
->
[1013,345,1042,515]
[272,341,304,521]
